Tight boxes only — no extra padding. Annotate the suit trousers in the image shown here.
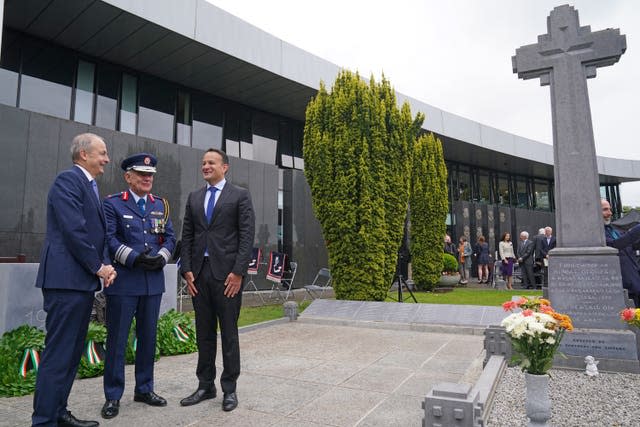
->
[103,294,162,400]
[192,261,242,393]
[521,263,535,288]
[32,289,94,427]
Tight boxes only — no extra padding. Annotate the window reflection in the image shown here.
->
[192,93,223,150]
[0,31,20,107]
[138,76,174,143]
[95,63,119,130]
[534,180,550,210]
[176,90,191,146]
[120,73,137,134]
[20,37,74,119]
[74,60,95,125]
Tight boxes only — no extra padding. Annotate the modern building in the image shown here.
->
[1,0,639,285]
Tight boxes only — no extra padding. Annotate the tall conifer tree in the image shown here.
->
[409,133,449,290]
[304,70,423,300]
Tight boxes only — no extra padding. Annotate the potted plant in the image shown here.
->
[501,297,573,427]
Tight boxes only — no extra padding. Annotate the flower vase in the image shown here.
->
[525,372,551,427]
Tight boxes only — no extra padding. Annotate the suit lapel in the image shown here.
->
[125,191,146,218]
[75,167,105,226]
[195,186,208,225]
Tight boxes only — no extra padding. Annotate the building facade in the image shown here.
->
[1,0,637,285]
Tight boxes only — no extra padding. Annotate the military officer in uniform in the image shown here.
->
[100,153,175,419]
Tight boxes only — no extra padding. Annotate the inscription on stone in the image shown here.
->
[550,259,626,329]
[560,330,638,360]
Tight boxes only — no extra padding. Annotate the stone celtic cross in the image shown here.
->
[512,5,626,248]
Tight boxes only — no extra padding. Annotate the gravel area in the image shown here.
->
[487,367,640,427]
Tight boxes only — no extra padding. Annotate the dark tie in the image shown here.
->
[206,187,218,223]
[137,198,146,215]
[91,180,100,201]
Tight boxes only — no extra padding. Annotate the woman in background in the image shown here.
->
[475,236,490,284]
[457,236,472,284]
[499,232,516,290]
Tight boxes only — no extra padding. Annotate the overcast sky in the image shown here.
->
[207,0,640,206]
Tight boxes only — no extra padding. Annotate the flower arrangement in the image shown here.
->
[620,307,640,328]
[501,297,573,375]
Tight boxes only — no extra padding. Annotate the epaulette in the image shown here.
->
[106,191,128,200]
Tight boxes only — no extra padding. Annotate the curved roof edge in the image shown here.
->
[95,0,640,182]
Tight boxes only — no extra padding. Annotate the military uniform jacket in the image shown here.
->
[103,190,176,296]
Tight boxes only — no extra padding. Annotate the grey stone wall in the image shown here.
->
[0,105,279,284]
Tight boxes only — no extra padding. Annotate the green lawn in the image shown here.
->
[185,289,541,328]
[385,288,543,306]
[238,301,310,327]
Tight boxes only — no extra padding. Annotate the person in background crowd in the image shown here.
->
[475,235,490,284]
[498,232,516,290]
[535,226,556,285]
[517,231,536,289]
[457,236,472,284]
[444,234,457,257]
[602,199,640,307]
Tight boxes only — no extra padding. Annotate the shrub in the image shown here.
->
[443,253,459,273]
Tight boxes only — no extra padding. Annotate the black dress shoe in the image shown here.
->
[222,392,238,412]
[180,388,217,406]
[101,400,119,419]
[57,411,99,427]
[134,391,167,407]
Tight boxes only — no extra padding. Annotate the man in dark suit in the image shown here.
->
[603,199,640,306]
[33,133,115,427]
[179,148,255,412]
[535,227,556,285]
[100,154,176,419]
[517,231,536,289]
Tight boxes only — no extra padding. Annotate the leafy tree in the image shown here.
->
[304,70,423,300]
[409,133,448,290]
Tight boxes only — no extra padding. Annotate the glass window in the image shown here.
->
[534,179,551,210]
[192,93,223,150]
[119,73,137,134]
[19,36,74,119]
[73,60,95,125]
[252,111,278,165]
[138,75,175,143]
[240,141,253,159]
[176,90,191,146]
[0,30,20,107]
[457,167,471,201]
[513,177,529,208]
[278,120,294,168]
[95,63,119,130]
[292,124,304,170]
[494,174,510,206]
[477,170,490,203]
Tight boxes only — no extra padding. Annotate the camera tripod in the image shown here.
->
[388,271,417,303]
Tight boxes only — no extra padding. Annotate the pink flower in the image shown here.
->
[621,308,636,322]
[522,309,533,317]
[502,301,517,311]
[516,297,528,306]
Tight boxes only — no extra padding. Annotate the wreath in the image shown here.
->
[77,321,107,379]
[125,318,160,364]
[0,325,45,397]
[157,309,197,356]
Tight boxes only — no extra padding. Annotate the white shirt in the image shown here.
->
[74,164,93,182]
[203,178,226,214]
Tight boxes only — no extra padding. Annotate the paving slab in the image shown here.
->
[3,301,485,426]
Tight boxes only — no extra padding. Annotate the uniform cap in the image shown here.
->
[121,153,157,173]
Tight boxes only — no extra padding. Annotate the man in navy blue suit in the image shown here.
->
[602,199,640,306]
[100,154,175,419]
[33,133,115,427]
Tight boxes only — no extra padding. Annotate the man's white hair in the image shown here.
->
[520,231,529,239]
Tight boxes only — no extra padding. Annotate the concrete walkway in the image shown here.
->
[1,303,486,427]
